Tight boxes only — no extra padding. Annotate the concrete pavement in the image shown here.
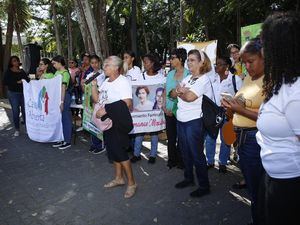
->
[0,105,250,225]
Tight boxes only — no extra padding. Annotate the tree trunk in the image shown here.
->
[142,22,149,53]
[67,9,73,60]
[236,0,241,46]
[79,0,103,60]
[131,0,137,56]
[15,21,24,64]
[3,5,14,73]
[0,24,4,98]
[167,0,174,53]
[96,0,109,58]
[51,0,62,55]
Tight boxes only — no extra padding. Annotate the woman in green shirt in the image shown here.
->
[163,48,189,169]
[38,58,56,79]
[51,55,72,150]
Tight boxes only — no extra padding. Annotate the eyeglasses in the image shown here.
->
[230,50,239,55]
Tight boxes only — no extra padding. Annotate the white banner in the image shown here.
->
[23,76,63,142]
[131,78,166,134]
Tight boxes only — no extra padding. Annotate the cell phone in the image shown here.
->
[221,92,234,102]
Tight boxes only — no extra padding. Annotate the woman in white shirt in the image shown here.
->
[123,50,141,81]
[205,56,242,173]
[92,56,137,198]
[256,12,300,225]
[174,49,212,198]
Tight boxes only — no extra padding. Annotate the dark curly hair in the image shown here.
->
[261,11,300,102]
[170,48,187,66]
[143,53,162,73]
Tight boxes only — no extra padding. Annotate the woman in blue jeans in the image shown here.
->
[222,39,265,225]
[3,56,30,136]
[175,49,213,198]
[50,55,73,150]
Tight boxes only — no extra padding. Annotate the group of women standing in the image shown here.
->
[2,10,299,224]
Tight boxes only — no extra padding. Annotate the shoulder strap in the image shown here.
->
[142,71,146,80]
[232,75,238,94]
[208,77,217,104]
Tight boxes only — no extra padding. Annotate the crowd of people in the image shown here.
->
[2,10,299,225]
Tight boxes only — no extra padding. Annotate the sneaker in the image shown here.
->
[219,165,227,173]
[207,163,215,169]
[89,147,96,153]
[190,188,210,198]
[58,142,71,150]
[130,156,141,163]
[175,180,195,189]
[13,131,20,137]
[52,141,64,147]
[93,148,106,154]
[148,157,156,164]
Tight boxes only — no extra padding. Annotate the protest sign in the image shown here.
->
[23,76,63,142]
[131,78,166,134]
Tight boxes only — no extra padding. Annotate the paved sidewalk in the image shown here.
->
[0,105,250,225]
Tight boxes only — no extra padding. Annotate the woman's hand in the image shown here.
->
[221,98,245,114]
[96,107,107,118]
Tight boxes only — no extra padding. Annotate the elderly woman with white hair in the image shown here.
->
[91,56,137,198]
[174,49,213,198]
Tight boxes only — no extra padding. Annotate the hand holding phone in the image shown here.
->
[221,92,234,102]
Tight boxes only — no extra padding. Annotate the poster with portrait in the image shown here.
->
[131,78,166,134]
[82,83,103,140]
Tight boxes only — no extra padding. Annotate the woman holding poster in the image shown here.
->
[51,56,73,150]
[175,50,212,198]
[131,53,164,164]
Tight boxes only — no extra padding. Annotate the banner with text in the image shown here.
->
[23,76,63,142]
[82,84,103,140]
[131,78,166,134]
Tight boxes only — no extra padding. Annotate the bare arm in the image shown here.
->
[91,80,99,103]
[122,98,132,111]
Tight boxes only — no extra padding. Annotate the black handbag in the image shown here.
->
[201,80,225,139]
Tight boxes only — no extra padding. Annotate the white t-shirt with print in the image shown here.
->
[256,78,300,179]
[99,75,132,104]
[86,69,106,87]
[208,72,243,106]
[177,74,213,122]
[125,66,142,81]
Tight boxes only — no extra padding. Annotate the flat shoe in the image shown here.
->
[104,179,125,188]
[124,184,137,198]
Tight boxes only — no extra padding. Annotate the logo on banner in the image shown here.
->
[38,86,49,115]
[26,86,49,122]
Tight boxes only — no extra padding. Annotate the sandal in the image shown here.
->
[104,179,125,188]
[124,183,137,198]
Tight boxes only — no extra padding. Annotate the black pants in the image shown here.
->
[258,172,300,225]
[165,114,183,167]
